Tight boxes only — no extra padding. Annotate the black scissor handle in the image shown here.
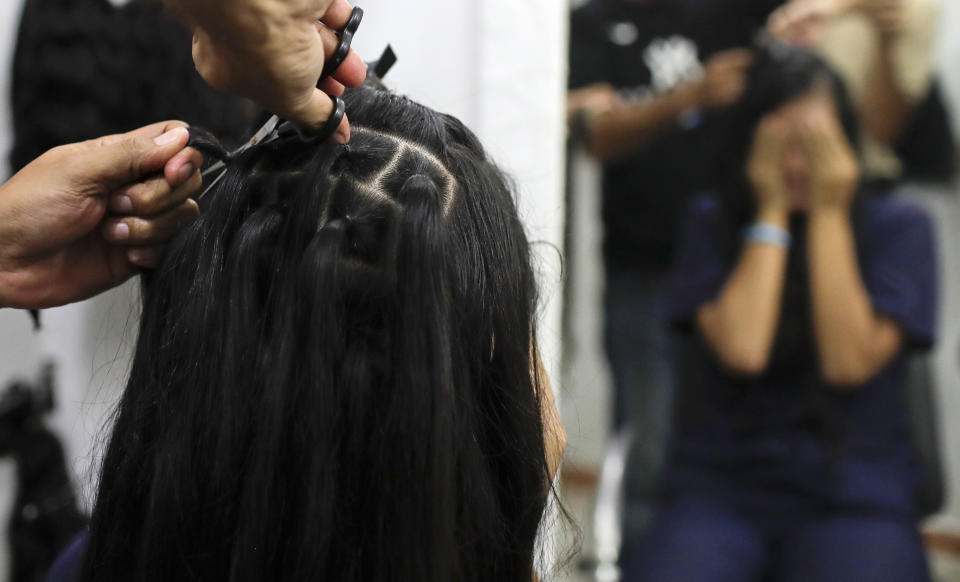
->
[276,95,346,145]
[321,7,364,81]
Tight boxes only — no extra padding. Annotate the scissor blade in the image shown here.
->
[201,160,227,179]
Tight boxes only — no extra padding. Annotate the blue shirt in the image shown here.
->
[44,531,85,582]
[664,194,938,520]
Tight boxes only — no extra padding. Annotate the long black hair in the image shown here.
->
[80,84,554,582]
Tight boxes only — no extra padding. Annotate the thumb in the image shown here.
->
[71,125,192,196]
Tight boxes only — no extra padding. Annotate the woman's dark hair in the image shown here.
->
[706,40,862,428]
[80,84,554,581]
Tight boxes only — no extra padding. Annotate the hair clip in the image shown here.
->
[321,7,364,80]
[368,45,398,80]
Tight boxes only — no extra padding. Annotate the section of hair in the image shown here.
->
[80,84,552,582]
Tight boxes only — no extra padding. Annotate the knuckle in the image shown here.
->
[129,218,154,243]
[138,179,172,212]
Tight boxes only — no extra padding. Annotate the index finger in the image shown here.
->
[320,0,357,30]
[316,24,367,88]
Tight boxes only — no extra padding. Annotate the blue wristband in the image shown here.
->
[743,223,792,248]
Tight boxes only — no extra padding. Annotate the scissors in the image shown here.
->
[195,7,362,199]
[198,98,346,199]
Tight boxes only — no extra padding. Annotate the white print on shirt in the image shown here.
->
[643,36,703,94]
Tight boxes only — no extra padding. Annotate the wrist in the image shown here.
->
[809,204,852,221]
[812,188,856,212]
[743,222,792,249]
[756,202,790,228]
[190,1,293,52]
[677,81,705,111]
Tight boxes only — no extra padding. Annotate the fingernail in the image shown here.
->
[109,222,130,241]
[177,162,196,184]
[154,127,188,147]
[111,195,134,213]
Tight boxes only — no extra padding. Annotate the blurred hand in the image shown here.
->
[696,49,755,110]
[768,0,854,46]
[858,0,906,37]
[567,84,620,128]
[0,122,203,309]
[189,0,367,136]
[799,101,860,209]
[747,114,792,212]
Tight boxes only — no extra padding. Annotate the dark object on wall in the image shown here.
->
[10,0,257,173]
[1,364,87,582]
[895,79,958,185]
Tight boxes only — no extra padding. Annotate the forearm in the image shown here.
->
[584,83,701,161]
[862,37,914,146]
[808,208,899,386]
[698,207,788,375]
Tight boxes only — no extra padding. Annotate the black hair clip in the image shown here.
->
[321,7,364,81]
[368,45,398,80]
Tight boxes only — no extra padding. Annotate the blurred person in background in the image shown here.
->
[624,43,937,582]
[567,0,756,545]
[769,0,948,185]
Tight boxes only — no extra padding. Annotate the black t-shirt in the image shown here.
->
[569,0,779,273]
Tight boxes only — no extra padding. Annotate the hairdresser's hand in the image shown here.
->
[800,102,860,210]
[747,114,792,214]
[567,84,620,127]
[858,0,906,37]
[768,0,856,46]
[0,122,203,310]
[696,50,754,109]
[187,0,367,138]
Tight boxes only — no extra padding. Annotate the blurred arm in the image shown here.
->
[860,0,939,146]
[861,34,914,146]
[697,208,789,376]
[580,83,703,162]
[807,208,902,387]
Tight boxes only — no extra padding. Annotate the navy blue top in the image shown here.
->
[44,531,85,582]
[664,194,938,520]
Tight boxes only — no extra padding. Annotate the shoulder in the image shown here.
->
[571,1,608,31]
[44,531,87,582]
[859,195,934,240]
